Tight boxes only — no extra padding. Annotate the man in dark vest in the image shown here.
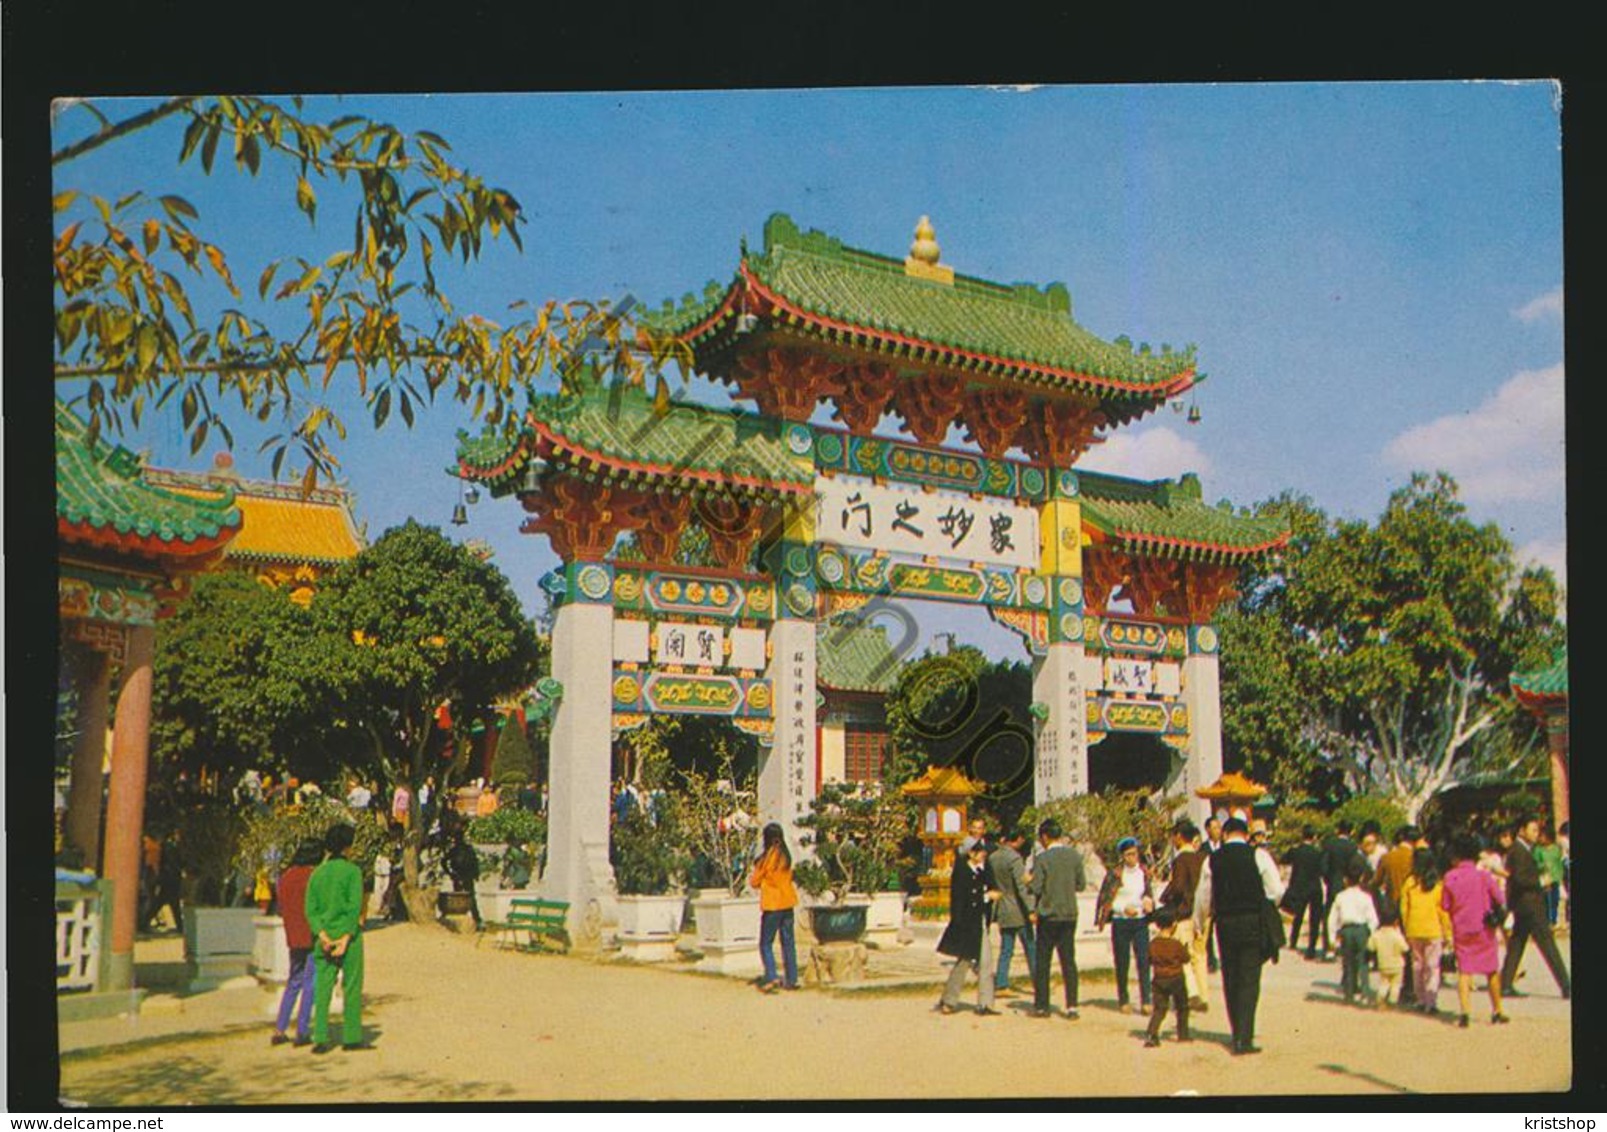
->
[1193,816,1283,1055]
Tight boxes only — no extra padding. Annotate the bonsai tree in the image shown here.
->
[678,755,757,897]
[1023,787,1184,870]
[610,802,689,897]
[794,781,913,904]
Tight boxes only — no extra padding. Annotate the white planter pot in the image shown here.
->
[616,894,688,962]
[864,890,906,948]
[479,887,541,925]
[184,906,259,991]
[251,915,292,985]
[689,891,762,976]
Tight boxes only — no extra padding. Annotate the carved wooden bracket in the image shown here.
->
[521,477,650,562]
[1125,555,1182,618]
[960,387,1030,459]
[1179,561,1240,623]
[893,373,966,446]
[693,492,775,572]
[730,347,842,421]
[1018,398,1106,467]
[1081,548,1131,614]
[633,494,693,566]
[828,362,897,434]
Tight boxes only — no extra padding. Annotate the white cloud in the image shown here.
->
[1382,363,1565,504]
[1079,425,1212,482]
[1514,286,1563,323]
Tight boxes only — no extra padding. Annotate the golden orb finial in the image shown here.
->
[910,215,941,264]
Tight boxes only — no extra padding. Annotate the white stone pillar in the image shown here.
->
[762,616,815,839]
[1032,640,1088,803]
[1181,650,1223,826]
[542,589,617,944]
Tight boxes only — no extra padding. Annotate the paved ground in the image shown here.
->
[57,922,1573,1105]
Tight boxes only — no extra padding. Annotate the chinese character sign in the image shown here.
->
[815,475,1038,570]
[654,622,726,667]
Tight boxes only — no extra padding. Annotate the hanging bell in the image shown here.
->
[1187,404,1202,424]
[451,502,469,526]
[521,457,547,494]
[735,312,759,335]
[1172,398,1186,414]
[463,485,481,506]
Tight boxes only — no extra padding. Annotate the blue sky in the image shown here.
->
[52,82,1566,657]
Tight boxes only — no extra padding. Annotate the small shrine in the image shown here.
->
[1194,770,1269,818]
[1512,647,1569,830]
[56,401,242,999]
[456,212,1289,934]
[901,765,987,919]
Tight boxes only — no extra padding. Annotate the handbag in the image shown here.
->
[1483,902,1508,930]
[1440,949,1458,974]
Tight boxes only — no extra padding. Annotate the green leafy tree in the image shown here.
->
[52,95,686,481]
[883,646,1033,832]
[1023,788,1184,869]
[793,781,914,901]
[306,520,542,921]
[150,570,345,783]
[1221,474,1565,823]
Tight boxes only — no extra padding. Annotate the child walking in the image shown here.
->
[1368,908,1411,1008]
[1327,861,1380,1005]
[1143,908,1191,1046]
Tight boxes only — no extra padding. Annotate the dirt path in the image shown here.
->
[58,924,1573,1104]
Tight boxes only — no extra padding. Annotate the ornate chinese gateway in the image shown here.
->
[456,213,1289,925]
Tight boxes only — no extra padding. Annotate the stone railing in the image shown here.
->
[56,876,112,993]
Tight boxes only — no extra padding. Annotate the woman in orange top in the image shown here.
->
[750,822,799,992]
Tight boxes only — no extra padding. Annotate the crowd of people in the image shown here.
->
[929,809,1571,1055]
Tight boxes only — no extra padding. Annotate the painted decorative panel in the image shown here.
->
[816,474,1039,571]
[814,430,1048,502]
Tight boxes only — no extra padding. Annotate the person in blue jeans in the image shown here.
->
[749,823,799,992]
[988,830,1036,995]
[1096,836,1156,1013]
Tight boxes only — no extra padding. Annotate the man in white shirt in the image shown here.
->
[1193,817,1283,1055]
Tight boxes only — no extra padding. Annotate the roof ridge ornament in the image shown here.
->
[904,215,954,285]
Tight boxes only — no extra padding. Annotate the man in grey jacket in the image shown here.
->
[1028,818,1086,1019]
[988,830,1036,996]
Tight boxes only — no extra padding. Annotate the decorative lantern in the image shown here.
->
[900,765,987,920]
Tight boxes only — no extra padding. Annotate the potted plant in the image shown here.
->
[680,757,762,975]
[610,800,690,962]
[173,796,256,990]
[464,805,546,924]
[795,782,913,946]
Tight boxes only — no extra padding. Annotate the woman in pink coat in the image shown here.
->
[1441,832,1508,1028]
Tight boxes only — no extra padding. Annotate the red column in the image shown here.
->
[102,624,155,990]
[66,647,111,868]
[1547,714,1569,832]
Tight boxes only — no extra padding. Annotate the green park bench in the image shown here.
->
[482,898,571,954]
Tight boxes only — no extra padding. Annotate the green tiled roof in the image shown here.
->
[818,620,904,694]
[646,213,1197,401]
[1078,470,1288,562]
[56,400,242,552]
[1512,648,1568,701]
[454,384,813,496]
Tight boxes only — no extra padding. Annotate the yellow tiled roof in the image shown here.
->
[150,472,363,566]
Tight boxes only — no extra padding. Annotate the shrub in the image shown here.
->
[1265,805,1334,860]
[1331,795,1408,840]
[610,804,688,896]
[794,781,913,901]
[679,755,757,897]
[466,806,546,848]
[235,795,387,886]
[490,714,536,789]
[1021,788,1183,869]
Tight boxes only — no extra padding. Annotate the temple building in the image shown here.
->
[816,618,903,785]
[455,213,1289,937]
[143,451,364,604]
[56,401,243,994]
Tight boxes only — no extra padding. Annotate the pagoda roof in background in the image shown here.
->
[56,400,242,568]
[143,461,364,568]
[817,619,904,695]
[647,212,1198,423]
